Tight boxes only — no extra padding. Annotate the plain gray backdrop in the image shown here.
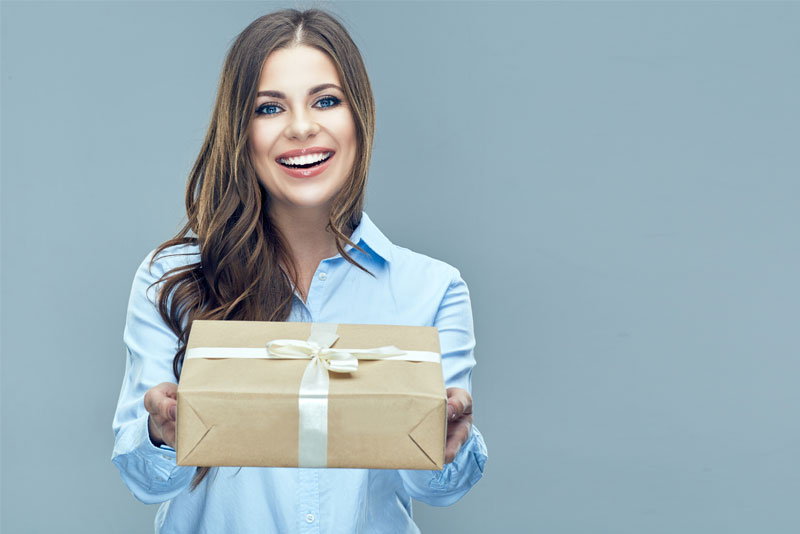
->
[2,1,799,532]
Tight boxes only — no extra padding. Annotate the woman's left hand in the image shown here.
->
[445,387,473,464]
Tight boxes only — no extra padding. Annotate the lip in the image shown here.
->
[275,151,335,179]
[275,146,335,160]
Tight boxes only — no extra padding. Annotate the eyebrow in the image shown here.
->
[256,83,343,99]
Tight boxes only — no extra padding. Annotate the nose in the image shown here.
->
[284,108,320,141]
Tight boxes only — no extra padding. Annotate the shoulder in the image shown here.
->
[135,242,201,282]
[358,211,460,285]
[386,243,466,298]
[129,242,201,307]
[362,213,463,289]
[382,243,472,327]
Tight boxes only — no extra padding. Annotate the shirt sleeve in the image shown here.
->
[397,270,488,506]
[111,248,196,504]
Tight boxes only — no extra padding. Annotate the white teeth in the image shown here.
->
[279,152,331,166]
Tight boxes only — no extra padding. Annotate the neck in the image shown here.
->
[269,203,346,277]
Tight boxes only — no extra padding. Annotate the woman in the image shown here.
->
[112,8,487,533]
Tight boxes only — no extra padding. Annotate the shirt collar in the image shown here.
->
[345,212,393,263]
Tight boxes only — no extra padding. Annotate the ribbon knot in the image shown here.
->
[266,339,361,373]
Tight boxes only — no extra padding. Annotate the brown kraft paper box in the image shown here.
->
[176,320,447,470]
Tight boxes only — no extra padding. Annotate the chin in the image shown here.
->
[284,194,338,211]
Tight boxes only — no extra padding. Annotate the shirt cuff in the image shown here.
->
[131,414,193,485]
[430,424,487,489]
[397,423,488,506]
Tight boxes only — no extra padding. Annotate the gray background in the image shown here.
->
[2,1,799,532]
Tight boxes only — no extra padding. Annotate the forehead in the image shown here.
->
[257,45,341,90]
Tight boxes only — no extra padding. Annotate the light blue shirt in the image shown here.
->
[112,212,488,534]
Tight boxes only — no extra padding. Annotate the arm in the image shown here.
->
[111,249,196,504]
[398,271,488,506]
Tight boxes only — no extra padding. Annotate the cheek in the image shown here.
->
[248,133,276,188]
[338,119,357,167]
[328,111,357,145]
[250,123,280,156]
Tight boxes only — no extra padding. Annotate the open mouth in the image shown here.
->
[277,152,333,169]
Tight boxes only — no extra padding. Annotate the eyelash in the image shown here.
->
[255,95,342,116]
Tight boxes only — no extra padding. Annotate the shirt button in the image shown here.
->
[305,513,315,523]
[318,272,327,281]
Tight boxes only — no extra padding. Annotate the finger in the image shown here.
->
[161,421,177,448]
[160,397,177,422]
[446,418,472,445]
[144,384,165,414]
[447,399,460,420]
[144,384,177,417]
[446,413,473,437]
[461,393,472,415]
[446,393,462,421]
[144,388,160,416]
[147,394,177,424]
[155,381,178,401]
[148,405,177,448]
[446,388,472,420]
[163,382,178,399]
[446,387,471,409]
[444,419,472,463]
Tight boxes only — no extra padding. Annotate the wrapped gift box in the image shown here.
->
[176,320,446,469]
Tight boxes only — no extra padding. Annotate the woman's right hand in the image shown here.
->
[144,382,178,448]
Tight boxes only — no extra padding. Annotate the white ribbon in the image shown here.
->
[184,323,441,467]
[264,339,421,373]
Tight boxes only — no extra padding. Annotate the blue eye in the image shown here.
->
[256,103,282,116]
[315,96,341,109]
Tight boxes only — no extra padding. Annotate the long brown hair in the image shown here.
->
[147,8,375,491]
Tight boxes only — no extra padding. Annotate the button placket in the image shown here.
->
[298,469,320,533]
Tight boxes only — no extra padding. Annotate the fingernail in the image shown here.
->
[170,405,177,420]
[447,406,454,420]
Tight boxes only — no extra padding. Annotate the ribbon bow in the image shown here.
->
[265,338,407,374]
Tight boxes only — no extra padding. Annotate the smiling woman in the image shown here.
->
[111,8,487,534]
[249,45,357,230]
